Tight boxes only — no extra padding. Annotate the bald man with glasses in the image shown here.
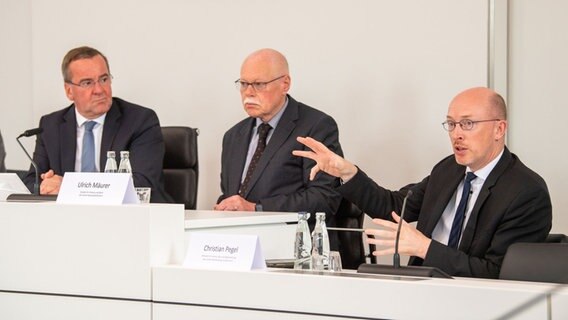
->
[294,87,552,278]
[215,49,368,267]
[214,49,370,268]
[215,48,343,214]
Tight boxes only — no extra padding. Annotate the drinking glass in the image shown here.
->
[135,187,151,204]
[329,251,342,272]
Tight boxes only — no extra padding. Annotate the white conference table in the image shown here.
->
[1,202,567,319]
[152,266,568,320]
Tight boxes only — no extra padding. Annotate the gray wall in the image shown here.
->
[0,0,565,233]
[508,0,568,233]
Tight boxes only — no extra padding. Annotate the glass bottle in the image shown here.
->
[104,151,118,173]
[118,150,132,174]
[293,212,312,270]
[311,212,330,270]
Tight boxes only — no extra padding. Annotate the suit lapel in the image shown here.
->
[422,164,465,236]
[243,97,298,198]
[459,148,513,252]
[100,101,121,170]
[60,107,77,172]
[228,119,254,195]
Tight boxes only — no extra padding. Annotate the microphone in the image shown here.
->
[357,189,452,278]
[18,128,44,138]
[16,128,43,195]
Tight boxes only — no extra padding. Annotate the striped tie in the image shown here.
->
[448,172,477,249]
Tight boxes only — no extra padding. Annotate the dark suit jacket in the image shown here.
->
[23,97,173,203]
[338,147,552,278]
[218,95,343,214]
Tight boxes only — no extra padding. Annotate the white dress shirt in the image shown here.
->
[74,109,106,172]
[431,149,504,247]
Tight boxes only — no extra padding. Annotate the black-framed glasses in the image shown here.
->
[442,119,501,131]
[234,75,286,91]
[66,74,113,89]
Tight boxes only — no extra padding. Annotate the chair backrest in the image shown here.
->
[499,242,568,284]
[546,233,568,243]
[6,169,28,181]
[161,126,199,209]
[328,200,367,269]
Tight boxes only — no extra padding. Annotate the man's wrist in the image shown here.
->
[340,164,358,183]
[419,238,432,259]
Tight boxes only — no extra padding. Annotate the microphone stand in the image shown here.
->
[357,189,452,278]
[393,190,412,268]
[6,128,57,202]
[16,135,39,195]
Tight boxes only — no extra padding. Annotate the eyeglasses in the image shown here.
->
[66,74,113,89]
[234,75,286,92]
[442,119,501,131]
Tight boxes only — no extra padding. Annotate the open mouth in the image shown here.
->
[454,145,468,154]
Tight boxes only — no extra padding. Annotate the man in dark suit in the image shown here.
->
[214,48,343,214]
[23,46,172,203]
[215,49,367,268]
[294,87,552,278]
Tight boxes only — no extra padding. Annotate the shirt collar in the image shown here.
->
[467,148,505,181]
[75,108,107,127]
[255,96,289,129]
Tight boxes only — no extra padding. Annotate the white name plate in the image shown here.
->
[184,233,266,271]
[56,172,139,205]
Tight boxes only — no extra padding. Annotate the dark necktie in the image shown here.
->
[448,172,477,249]
[81,121,97,172]
[239,123,272,196]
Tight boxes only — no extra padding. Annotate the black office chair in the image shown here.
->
[161,126,199,209]
[545,233,568,243]
[7,169,28,180]
[329,200,368,269]
[499,242,568,284]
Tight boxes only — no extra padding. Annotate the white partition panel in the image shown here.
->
[508,0,568,234]
[0,292,150,320]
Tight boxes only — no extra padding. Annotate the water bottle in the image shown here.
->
[118,150,132,174]
[104,151,118,173]
[293,212,312,270]
[311,212,330,270]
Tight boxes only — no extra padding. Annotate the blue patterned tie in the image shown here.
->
[81,121,97,172]
[448,172,477,249]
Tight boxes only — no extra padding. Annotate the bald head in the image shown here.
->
[450,87,507,120]
[241,48,289,78]
[446,87,508,171]
[238,49,291,122]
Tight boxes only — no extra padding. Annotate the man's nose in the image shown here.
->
[450,125,465,140]
[243,84,256,95]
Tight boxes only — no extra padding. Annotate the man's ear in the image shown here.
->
[281,75,291,95]
[495,120,507,140]
[64,83,73,101]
